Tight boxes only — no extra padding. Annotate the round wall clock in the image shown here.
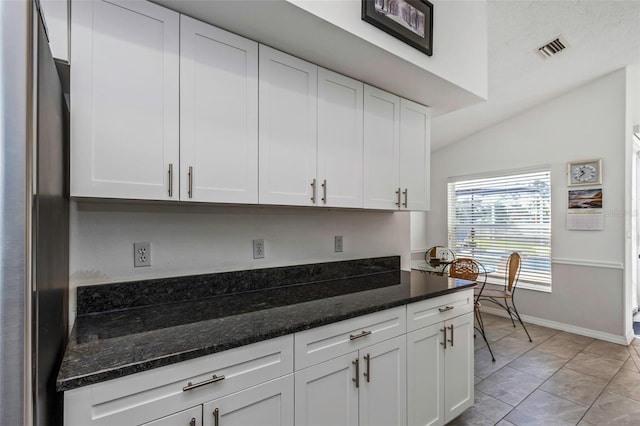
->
[568,159,602,186]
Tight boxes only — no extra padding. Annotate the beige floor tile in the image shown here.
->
[507,349,567,380]
[474,348,515,379]
[511,323,557,343]
[583,339,631,362]
[495,421,516,426]
[504,389,588,426]
[490,335,536,358]
[540,367,608,406]
[476,366,543,406]
[564,352,625,381]
[621,357,639,373]
[484,325,515,343]
[606,369,640,402]
[535,336,589,360]
[582,391,640,425]
[553,331,595,346]
[447,390,512,426]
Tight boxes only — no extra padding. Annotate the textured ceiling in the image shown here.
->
[432,0,640,150]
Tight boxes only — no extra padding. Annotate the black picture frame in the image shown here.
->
[362,0,433,56]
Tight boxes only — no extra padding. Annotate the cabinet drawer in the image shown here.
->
[64,335,293,426]
[407,290,473,332]
[294,306,406,370]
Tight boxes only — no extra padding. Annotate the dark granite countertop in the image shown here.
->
[57,258,475,392]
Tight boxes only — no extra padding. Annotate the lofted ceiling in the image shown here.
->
[432,0,640,150]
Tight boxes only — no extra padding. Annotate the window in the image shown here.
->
[447,168,551,290]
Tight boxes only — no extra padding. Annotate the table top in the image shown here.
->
[411,259,496,274]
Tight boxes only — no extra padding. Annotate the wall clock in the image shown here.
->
[568,159,602,186]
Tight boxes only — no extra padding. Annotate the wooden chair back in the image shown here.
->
[506,252,521,292]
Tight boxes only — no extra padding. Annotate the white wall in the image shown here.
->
[69,202,410,325]
[412,69,629,339]
[286,0,488,100]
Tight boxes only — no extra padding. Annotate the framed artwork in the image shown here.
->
[567,159,602,186]
[361,0,434,56]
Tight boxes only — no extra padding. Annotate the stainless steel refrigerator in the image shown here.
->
[1,1,69,425]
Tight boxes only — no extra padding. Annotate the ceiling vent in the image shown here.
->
[537,36,568,59]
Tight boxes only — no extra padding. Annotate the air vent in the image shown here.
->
[537,36,568,59]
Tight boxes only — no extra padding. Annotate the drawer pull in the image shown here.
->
[182,374,225,392]
[349,330,372,340]
[438,306,454,313]
[352,358,359,388]
[189,418,196,426]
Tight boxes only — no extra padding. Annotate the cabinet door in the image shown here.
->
[359,335,407,426]
[259,45,317,206]
[71,0,179,200]
[294,353,358,426]
[317,68,363,208]
[203,375,293,426]
[399,99,430,211]
[407,324,445,426]
[139,406,202,426]
[180,16,258,203]
[363,85,400,210]
[443,313,474,424]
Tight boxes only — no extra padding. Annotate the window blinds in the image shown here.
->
[447,169,551,287]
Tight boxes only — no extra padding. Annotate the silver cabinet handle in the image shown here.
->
[213,408,220,426]
[395,188,401,207]
[189,418,196,426]
[321,179,327,204]
[182,374,225,392]
[188,166,193,199]
[310,179,316,203]
[349,330,372,340]
[448,324,454,347]
[440,327,447,349]
[402,188,408,207]
[352,357,359,388]
[363,353,371,383]
[168,164,174,197]
[438,306,454,313]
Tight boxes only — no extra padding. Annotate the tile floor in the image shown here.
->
[449,313,640,425]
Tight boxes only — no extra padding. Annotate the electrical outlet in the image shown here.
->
[253,239,265,259]
[335,235,343,253]
[134,242,151,267]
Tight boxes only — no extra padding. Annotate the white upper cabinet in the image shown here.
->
[400,99,431,211]
[363,86,431,211]
[71,0,179,200]
[317,68,364,208]
[363,85,400,210]
[180,15,258,203]
[259,45,318,206]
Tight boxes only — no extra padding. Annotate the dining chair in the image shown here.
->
[449,258,495,362]
[476,252,532,342]
[424,245,456,263]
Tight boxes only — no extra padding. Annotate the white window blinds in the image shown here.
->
[447,169,551,288]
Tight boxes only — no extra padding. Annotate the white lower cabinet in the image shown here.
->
[407,290,475,426]
[64,336,293,426]
[202,375,294,426]
[294,308,407,426]
[140,406,202,426]
[65,294,475,426]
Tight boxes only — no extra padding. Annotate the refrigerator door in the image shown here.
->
[1,0,32,424]
[33,5,69,426]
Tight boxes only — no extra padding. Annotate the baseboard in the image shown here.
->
[479,306,629,346]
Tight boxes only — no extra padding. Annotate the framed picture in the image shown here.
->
[361,0,434,56]
[567,159,602,186]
